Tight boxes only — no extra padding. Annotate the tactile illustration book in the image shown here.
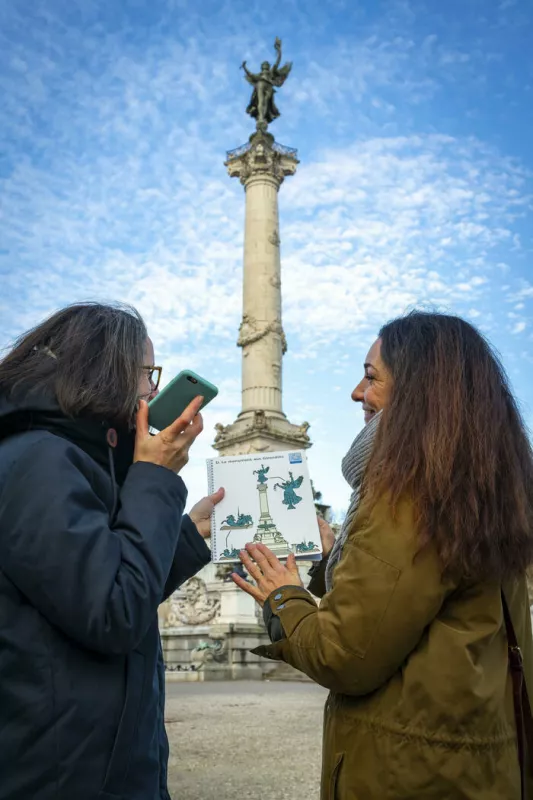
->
[206,450,321,563]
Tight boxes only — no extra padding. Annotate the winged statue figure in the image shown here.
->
[273,471,304,510]
[253,464,270,485]
[241,38,292,131]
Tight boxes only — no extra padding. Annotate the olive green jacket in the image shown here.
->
[255,498,533,799]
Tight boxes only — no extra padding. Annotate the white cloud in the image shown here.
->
[275,135,531,342]
[1,0,532,511]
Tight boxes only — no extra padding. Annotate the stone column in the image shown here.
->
[214,132,311,456]
[240,170,285,417]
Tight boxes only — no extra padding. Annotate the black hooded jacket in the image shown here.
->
[0,391,210,800]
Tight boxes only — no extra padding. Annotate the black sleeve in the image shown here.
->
[307,554,330,598]
[0,437,187,655]
[261,584,310,643]
[162,515,211,600]
[262,601,286,643]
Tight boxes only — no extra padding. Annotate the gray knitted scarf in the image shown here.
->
[324,411,381,592]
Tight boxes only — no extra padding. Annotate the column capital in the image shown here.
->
[225,133,298,187]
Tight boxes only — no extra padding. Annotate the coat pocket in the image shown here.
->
[100,651,145,798]
[327,752,344,800]
[332,542,401,659]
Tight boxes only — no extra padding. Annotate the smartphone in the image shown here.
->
[148,370,219,431]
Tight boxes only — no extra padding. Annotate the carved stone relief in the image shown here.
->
[214,422,230,443]
[236,313,287,354]
[190,636,227,669]
[268,229,280,247]
[162,577,221,627]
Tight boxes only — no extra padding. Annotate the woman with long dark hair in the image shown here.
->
[234,311,533,799]
[0,302,223,800]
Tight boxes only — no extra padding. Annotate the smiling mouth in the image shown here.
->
[363,407,376,423]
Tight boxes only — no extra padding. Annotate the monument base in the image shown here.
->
[159,569,275,681]
[213,409,311,457]
[162,622,276,682]
[158,562,317,681]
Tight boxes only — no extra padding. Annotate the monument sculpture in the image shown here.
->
[274,472,304,509]
[159,41,330,681]
[242,38,292,132]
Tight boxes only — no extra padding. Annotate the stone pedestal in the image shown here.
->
[159,565,277,681]
[162,623,275,682]
[217,580,261,626]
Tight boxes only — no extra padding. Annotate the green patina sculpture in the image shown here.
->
[241,37,292,132]
[273,471,304,510]
[220,511,253,529]
[253,464,270,484]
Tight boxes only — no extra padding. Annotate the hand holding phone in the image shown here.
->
[148,370,218,432]
[134,396,204,474]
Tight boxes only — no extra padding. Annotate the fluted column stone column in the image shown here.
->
[213,132,311,456]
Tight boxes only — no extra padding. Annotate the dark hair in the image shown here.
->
[364,310,533,582]
[0,302,147,426]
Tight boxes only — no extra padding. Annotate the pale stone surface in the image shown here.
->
[158,558,270,679]
[217,580,261,625]
[165,680,326,799]
[240,175,285,415]
[158,553,316,679]
[214,133,310,456]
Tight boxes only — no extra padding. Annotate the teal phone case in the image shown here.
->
[148,370,219,431]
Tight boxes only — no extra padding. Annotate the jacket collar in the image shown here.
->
[0,391,135,486]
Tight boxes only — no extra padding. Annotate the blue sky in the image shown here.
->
[1,0,532,516]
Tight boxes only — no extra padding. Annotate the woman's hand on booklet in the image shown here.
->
[189,488,225,538]
[231,543,303,606]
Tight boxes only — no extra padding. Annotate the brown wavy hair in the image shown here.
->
[0,302,147,427]
[364,311,533,582]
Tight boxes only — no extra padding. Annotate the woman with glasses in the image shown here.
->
[0,302,223,800]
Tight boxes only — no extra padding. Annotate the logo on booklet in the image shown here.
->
[288,452,302,464]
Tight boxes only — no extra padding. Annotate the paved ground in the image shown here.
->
[165,680,327,800]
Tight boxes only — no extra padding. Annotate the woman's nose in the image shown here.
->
[351,379,366,403]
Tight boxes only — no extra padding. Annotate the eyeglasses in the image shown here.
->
[143,366,162,390]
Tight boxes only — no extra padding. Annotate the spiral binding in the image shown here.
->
[206,458,217,561]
